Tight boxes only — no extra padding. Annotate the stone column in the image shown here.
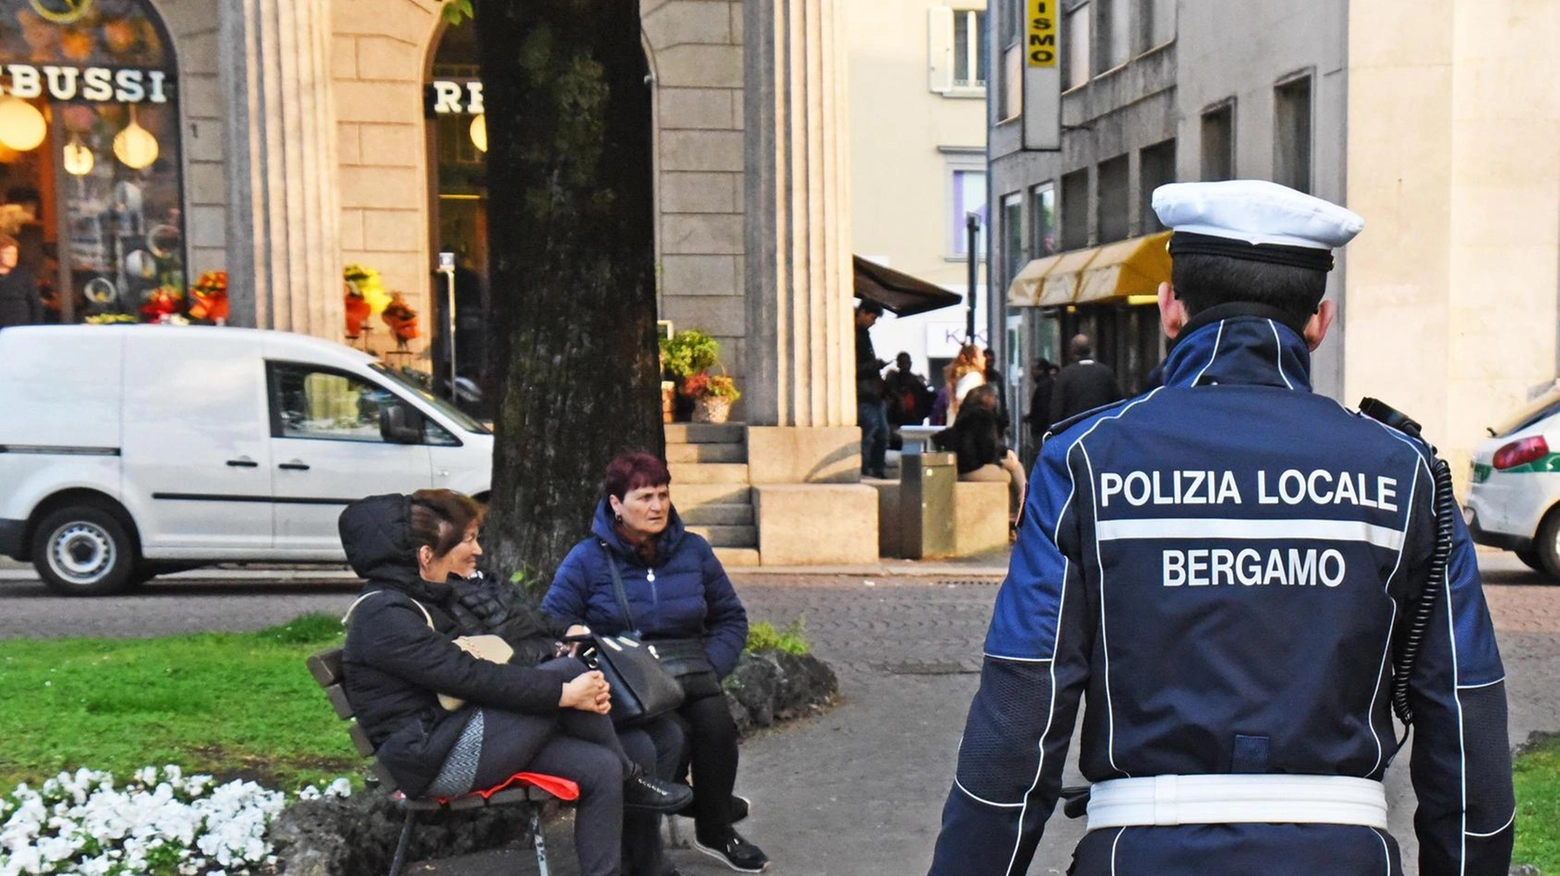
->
[220,0,343,339]
[743,0,877,565]
[744,0,854,431]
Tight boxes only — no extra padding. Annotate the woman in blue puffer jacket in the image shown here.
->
[544,452,769,874]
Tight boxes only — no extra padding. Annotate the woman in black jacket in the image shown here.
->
[339,490,691,876]
[933,384,1028,519]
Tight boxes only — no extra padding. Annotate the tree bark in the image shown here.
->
[474,0,662,588]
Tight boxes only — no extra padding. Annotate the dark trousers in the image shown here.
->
[620,717,684,876]
[675,692,741,842]
[471,658,636,876]
[859,399,889,475]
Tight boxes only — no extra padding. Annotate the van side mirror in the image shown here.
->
[380,404,424,444]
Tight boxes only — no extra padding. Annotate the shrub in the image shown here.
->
[746,618,808,655]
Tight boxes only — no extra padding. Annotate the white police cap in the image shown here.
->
[1152,180,1364,250]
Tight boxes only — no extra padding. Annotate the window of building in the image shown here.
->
[1201,101,1235,181]
[1138,0,1175,52]
[1060,168,1089,250]
[1274,74,1313,194]
[1002,191,1025,291]
[1065,2,1091,90]
[1031,183,1057,257]
[1138,138,1176,232]
[1096,154,1130,243]
[1000,0,1023,121]
[950,164,988,258]
[0,0,185,326]
[1095,0,1131,74]
[953,10,989,88]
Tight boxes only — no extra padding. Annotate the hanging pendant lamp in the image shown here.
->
[0,97,47,152]
[469,113,487,153]
[113,107,159,170]
[63,134,94,176]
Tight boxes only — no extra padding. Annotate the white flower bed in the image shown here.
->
[0,767,351,876]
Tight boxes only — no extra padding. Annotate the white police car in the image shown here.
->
[1465,388,1560,578]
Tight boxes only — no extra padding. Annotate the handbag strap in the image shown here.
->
[601,540,638,632]
[342,590,434,630]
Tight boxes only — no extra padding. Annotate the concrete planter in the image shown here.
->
[692,396,733,423]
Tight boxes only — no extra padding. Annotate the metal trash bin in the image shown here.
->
[901,451,956,559]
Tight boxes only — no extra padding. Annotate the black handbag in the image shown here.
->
[582,630,685,728]
[602,544,724,701]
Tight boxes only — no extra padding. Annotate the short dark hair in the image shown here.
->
[5,186,38,206]
[1171,253,1327,325]
[408,489,484,558]
[602,451,672,501]
[857,300,884,316]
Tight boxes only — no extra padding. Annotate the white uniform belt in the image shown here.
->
[1086,775,1388,831]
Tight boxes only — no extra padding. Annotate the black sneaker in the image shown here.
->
[623,773,693,813]
[693,829,769,873]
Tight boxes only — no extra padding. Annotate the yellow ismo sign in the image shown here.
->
[1027,0,1058,67]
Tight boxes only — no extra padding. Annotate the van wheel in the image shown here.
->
[1515,548,1544,573]
[31,506,135,596]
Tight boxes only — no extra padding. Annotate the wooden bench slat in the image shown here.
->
[324,684,355,721]
[307,649,344,688]
[348,722,377,757]
[448,794,488,811]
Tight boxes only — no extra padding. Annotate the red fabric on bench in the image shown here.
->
[455,772,581,804]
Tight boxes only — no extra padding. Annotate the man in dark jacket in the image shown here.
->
[1026,358,1057,441]
[1047,334,1122,424]
[855,300,889,478]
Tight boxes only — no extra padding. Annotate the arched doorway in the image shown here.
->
[0,0,184,325]
[424,22,489,409]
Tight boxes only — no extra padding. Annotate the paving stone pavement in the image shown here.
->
[1,553,1555,874]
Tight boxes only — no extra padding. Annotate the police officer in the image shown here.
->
[927,180,1514,876]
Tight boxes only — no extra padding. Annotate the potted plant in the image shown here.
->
[660,328,722,422]
[682,371,742,424]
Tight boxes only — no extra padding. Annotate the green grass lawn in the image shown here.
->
[0,614,357,793]
[1514,734,1560,872]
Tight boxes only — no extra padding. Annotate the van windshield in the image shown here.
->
[370,363,491,435]
[1495,388,1560,437]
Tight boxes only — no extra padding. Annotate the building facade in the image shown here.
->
[988,0,1559,472]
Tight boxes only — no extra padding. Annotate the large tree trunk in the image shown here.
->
[474,0,662,588]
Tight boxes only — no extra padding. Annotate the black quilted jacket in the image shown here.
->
[337,494,575,797]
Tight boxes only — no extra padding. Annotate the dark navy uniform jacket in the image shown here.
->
[929,311,1514,876]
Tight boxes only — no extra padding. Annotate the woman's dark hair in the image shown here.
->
[1171,253,1328,326]
[602,451,672,501]
[963,384,1000,412]
[409,489,483,558]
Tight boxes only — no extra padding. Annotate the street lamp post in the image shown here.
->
[965,212,981,344]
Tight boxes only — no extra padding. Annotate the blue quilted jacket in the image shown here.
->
[542,499,749,678]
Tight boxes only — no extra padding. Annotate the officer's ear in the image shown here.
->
[1303,299,1336,351]
[1158,282,1188,340]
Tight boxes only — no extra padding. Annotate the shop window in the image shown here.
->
[1201,100,1235,181]
[0,0,185,325]
[1031,182,1056,257]
[1096,153,1129,243]
[1275,74,1312,194]
[1139,138,1175,232]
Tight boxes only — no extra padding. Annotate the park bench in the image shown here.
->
[306,647,580,876]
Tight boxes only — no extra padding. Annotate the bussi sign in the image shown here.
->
[1022,0,1061,151]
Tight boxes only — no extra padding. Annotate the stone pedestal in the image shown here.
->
[220,0,343,338]
[753,484,878,566]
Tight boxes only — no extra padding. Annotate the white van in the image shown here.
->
[0,325,494,595]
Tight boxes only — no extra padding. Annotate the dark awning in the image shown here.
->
[853,256,963,317]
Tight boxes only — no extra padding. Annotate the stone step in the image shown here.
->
[664,423,745,445]
[674,483,753,507]
[679,502,754,526]
[666,442,747,464]
[687,525,758,548]
[714,547,761,568]
[668,463,750,484]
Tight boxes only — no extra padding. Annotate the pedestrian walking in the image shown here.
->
[0,234,40,329]
[1025,357,1057,441]
[928,180,1513,876]
[1047,334,1121,424]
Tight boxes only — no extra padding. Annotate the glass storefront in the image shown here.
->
[0,0,183,325]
